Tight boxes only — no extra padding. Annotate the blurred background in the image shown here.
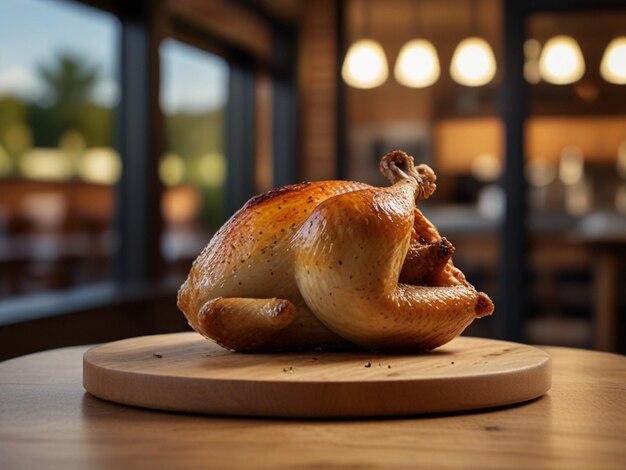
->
[0,0,624,359]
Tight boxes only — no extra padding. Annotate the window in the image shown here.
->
[523,10,626,349]
[0,0,297,358]
[159,39,229,276]
[0,0,119,298]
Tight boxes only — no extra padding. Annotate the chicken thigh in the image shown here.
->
[177,150,493,352]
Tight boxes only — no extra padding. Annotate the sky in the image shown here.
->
[0,0,229,114]
[161,39,229,115]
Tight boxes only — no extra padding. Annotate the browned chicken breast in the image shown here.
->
[178,150,493,352]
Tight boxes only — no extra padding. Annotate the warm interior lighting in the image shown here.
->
[524,39,541,59]
[394,39,440,88]
[539,35,585,85]
[559,146,584,185]
[162,185,201,225]
[471,153,501,182]
[524,61,541,84]
[565,179,592,216]
[20,148,73,181]
[524,39,541,84]
[526,159,556,211]
[601,37,626,84]
[342,39,388,89]
[450,37,496,87]
[77,147,121,184]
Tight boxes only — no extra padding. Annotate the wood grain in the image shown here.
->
[82,333,551,417]
[1,343,625,469]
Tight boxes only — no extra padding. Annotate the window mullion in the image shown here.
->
[115,0,165,284]
[226,64,256,216]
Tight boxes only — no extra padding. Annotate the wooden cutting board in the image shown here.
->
[83,332,551,418]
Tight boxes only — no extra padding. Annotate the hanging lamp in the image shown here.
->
[450,0,496,87]
[539,35,585,85]
[600,37,626,84]
[394,2,440,88]
[341,0,388,89]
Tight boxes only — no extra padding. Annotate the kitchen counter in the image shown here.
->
[0,342,625,469]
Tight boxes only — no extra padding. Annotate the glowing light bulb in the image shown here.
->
[342,39,388,89]
[601,37,626,84]
[450,37,496,87]
[539,35,585,85]
[394,39,440,88]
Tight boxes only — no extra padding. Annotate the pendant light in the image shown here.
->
[601,37,626,84]
[342,0,388,89]
[450,38,497,86]
[539,35,585,85]
[450,0,496,87]
[394,2,440,88]
[395,40,440,88]
[342,40,388,89]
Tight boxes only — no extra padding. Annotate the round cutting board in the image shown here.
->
[83,332,551,418]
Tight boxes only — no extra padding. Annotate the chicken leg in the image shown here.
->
[293,151,493,351]
[197,297,297,351]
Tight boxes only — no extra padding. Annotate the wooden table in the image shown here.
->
[1,344,625,469]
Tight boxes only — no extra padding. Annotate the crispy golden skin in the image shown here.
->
[177,150,494,352]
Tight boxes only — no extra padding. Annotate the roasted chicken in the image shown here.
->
[178,150,494,352]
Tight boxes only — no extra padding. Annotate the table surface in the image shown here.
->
[1,342,625,470]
